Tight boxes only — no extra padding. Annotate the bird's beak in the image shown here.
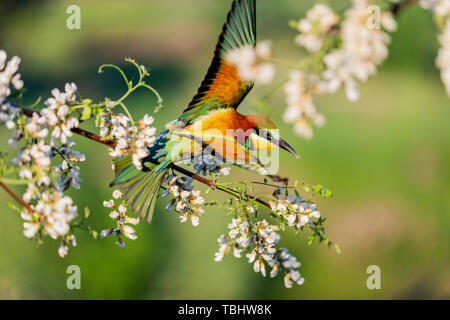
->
[278,138,300,159]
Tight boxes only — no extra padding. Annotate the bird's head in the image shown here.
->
[245,114,300,159]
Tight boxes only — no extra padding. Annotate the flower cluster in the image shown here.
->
[185,154,231,177]
[214,207,305,288]
[100,189,140,248]
[0,102,22,147]
[98,111,156,170]
[283,71,326,140]
[279,1,399,138]
[0,51,23,147]
[0,50,23,104]
[13,140,52,193]
[272,248,305,288]
[269,193,321,230]
[53,141,86,192]
[420,0,450,18]
[41,83,79,145]
[10,126,82,257]
[225,41,275,84]
[0,50,88,257]
[322,0,397,102]
[22,191,78,258]
[420,0,450,96]
[162,172,205,226]
[295,4,339,53]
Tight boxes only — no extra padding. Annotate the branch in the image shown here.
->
[391,0,418,16]
[0,181,33,214]
[5,103,276,216]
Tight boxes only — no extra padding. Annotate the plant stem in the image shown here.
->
[0,182,33,214]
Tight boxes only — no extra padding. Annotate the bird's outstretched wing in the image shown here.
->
[178,0,256,124]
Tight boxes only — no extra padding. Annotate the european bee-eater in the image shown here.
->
[111,0,299,222]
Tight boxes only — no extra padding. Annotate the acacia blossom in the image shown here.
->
[100,189,140,248]
[420,0,450,17]
[225,41,275,84]
[269,194,321,230]
[283,71,326,140]
[295,4,339,52]
[0,50,23,103]
[98,111,156,170]
[214,210,305,288]
[53,141,86,191]
[41,83,80,145]
[162,173,205,227]
[21,190,78,257]
[322,0,397,102]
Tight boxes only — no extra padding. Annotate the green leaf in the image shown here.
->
[80,106,92,121]
[84,206,91,219]
[334,244,341,254]
[6,201,22,213]
[288,19,298,30]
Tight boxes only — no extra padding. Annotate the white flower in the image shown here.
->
[436,20,450,96]
[118,204,127,214]
[109,211,119,219]
[100,113,156,169]
[219,167,231,176]
[58,243,69,258]
[283,70,325,139]
[23,221,40,238]
[214,235,231,262]
[225,41,275,84]
[420,0,450,18]
[0,50,23,103]
[103,200,115,208]
[321,0,397,102]
[25,113,48,139]
[122,225,137,240]
[233,245,242,258]
[101,191,140,247]
[53,142,85,191]
[190,214,200,227]
[269,195,321,230]
[100,229,113,238]
[295,4,339,52]
[21,191,78,242]
[41,83,80,145]
[19,169,32,180]
[163,172,205,226]
[112,189,123,199]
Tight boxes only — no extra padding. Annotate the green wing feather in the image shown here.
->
[179,0,256,124]
[110,155,170,223]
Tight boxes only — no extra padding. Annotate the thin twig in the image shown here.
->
[0,181,33,213]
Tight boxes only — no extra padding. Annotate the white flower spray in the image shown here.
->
[1,50,337,286]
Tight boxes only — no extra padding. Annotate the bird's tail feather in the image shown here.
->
[110,155,170,223]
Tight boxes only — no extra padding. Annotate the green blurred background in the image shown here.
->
[0,0,449,299]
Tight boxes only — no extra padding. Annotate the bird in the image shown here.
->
[110,0,299,222]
